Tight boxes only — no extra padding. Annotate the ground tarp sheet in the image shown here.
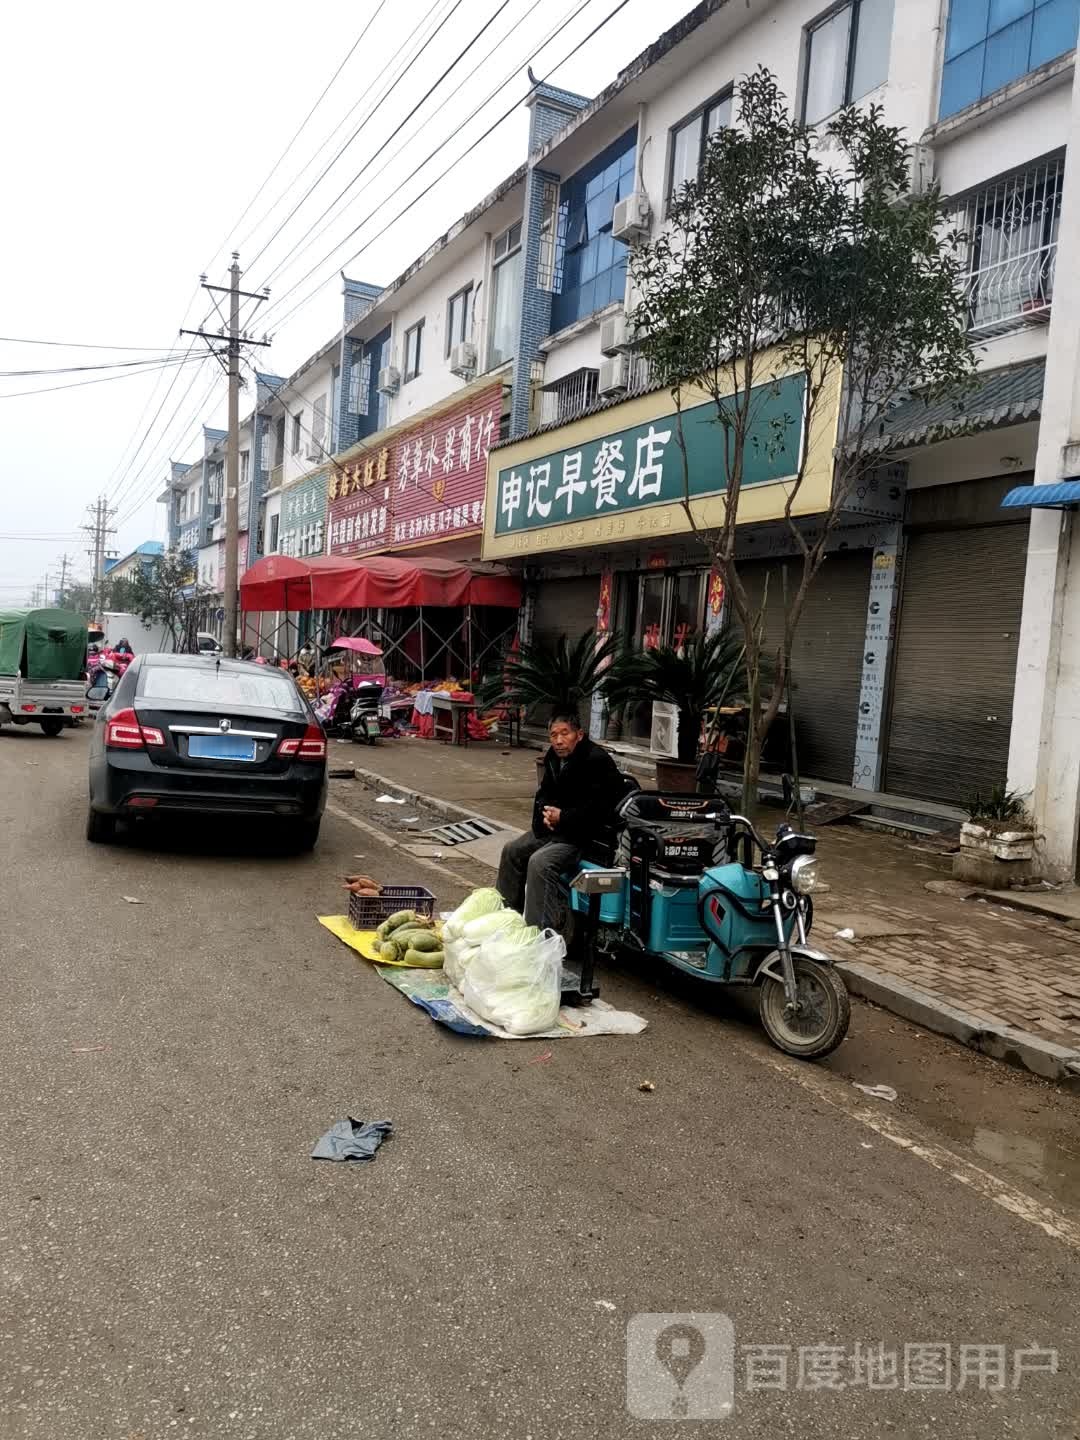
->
[374,965,648,1040]
[318,915,647,1039]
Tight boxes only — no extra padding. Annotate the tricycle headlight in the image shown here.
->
[790,855,819,895]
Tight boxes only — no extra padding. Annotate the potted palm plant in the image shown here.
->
[602,629,747,792]
[476,629,620,780]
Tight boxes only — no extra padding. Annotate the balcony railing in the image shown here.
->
[954,156,1062,337]
[538,354,651,428]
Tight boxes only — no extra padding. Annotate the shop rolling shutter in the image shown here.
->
[885,524,1026,805]
[739,552,871,783]
[532,577,601,647]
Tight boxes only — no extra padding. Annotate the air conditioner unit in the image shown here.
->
[611,190,652,242]
[598,355,630,397]
[377,365,400,396]
[649,700,679,759]
[599,314,630,357]
[304,443,322,462]
[450,341,477,379]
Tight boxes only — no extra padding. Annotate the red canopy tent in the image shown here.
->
[240,554,520,613]
[239,553,521,681]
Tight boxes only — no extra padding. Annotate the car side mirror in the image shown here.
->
[86,683,109,702]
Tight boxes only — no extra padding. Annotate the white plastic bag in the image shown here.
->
[462,927,566,1036]
[443,935,482,990]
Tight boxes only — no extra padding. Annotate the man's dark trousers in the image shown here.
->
[496,831,581,928]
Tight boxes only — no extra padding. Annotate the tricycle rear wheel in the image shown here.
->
[39,717,64,737]
[758,957,850,1059]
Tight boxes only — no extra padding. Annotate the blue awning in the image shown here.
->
[1001,481,1080,510]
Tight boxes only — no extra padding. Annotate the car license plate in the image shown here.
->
[189,734,257,762]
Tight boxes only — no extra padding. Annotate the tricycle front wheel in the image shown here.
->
[758,957,850,1059]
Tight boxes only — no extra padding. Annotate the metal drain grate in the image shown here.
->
[420,818,502,846]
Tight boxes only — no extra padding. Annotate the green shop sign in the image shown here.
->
[494,373,807,536]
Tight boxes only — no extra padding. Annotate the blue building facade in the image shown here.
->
[940,0,1079,118]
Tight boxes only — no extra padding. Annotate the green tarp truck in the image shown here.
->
[0,608,94,736]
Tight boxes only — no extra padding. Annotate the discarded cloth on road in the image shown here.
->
[375,965,647,1040]
[311,1116,393,1162]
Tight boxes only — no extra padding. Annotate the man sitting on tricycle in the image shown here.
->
[496,711,624,927]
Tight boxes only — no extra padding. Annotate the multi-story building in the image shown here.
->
[165,0,1080,874]
[477,0,1080,878]
[104,540,164,584]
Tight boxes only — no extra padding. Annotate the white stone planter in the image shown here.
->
[960,822,1035,862]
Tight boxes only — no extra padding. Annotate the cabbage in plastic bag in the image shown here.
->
[462,908,522,945]
[444,935,482,990]
[462,927,565,1036]
[444,887,505,940]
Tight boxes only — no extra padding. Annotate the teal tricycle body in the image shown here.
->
[564,790,850,1059]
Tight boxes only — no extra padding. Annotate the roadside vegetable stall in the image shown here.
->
[239,555,521,705]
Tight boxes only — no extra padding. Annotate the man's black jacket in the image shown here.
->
[531,736,623,845]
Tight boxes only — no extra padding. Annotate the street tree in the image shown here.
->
[123,549,205,652]
[628,67,976,809]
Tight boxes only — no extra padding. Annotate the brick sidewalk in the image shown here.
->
[818,895,1080,1054]
[352,735,1080,1073]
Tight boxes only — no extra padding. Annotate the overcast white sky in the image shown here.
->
[0,0,699,605]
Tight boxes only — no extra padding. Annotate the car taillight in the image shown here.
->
[277,723,326,761]
[71,705,84,714]
[105,708,164,749]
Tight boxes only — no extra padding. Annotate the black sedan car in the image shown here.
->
[87,653,327,848]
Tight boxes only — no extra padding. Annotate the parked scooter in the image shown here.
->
[348,680,383,745]
[563,789,849,1059]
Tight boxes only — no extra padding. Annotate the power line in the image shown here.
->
[263,0,632,338]
[245,0,471,274]
[234,0,445,263]
[0,334,192,353]
[0,352,209,402]
[111,372,225,530]
[96,6,428,527]
[0,354,194,378]
[259,0,593,302]
[256,0,520,288]
[111,368,223,524]
[219,0,391,264]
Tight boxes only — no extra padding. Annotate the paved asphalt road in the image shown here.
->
[2,725,1080,1440]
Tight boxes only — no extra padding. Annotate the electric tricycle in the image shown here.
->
[561,789,850,1060]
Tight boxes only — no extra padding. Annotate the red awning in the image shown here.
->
[239,553,520,612]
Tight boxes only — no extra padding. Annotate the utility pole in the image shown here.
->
[82,496,116,619]
[182,254,270,657]
[56,553,72,609]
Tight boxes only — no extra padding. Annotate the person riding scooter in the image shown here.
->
[495,711,623,928]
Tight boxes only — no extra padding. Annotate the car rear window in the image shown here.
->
[138,665,304,712]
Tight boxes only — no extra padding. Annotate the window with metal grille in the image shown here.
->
[955,155,1063,334]
[540,368,599,427]
[349,355,371,415]
[536,182,561,292]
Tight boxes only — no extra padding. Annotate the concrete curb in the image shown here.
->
[346,764,516,835]
[975,887,1080,927]
[837,958,1080,1085]
[339,764,1080,1085]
